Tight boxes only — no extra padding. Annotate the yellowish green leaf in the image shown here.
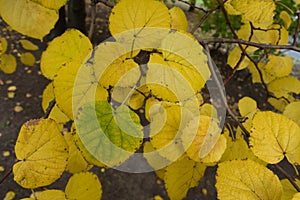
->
[41,29,92,80]
[250,111,300,164]
[216,159,282,200]
[13,119,68,188]
[164,155,206,200]
[0,54,17,74]
[268,96,293,112]
[109,0,170,36]
[227,46,250,70]
[280,11,292,29]
[0,0,58,40]
[169,6,188,31]
[19,39,39,51]
[182,116,226,163]
[75,101,143,166]
[20,52,36,66]
[283,102,300,126]
[65,172,102,200]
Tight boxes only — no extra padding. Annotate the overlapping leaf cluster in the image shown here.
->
[1,0,300,199]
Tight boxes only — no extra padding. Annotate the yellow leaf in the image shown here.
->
[13,119,68,188]
[41,82,70,123]
[216,159,282,200]
[41,29,92,80]
[31,0,67,10]
[143,141,167,179]
[238,96,257,117]
[293,193,300,200]
[182,116,226,163]
[199,103,218,119]
[19,39,39,51]
[268,96,293,112]
[225,0,275,28]
[109,0,170,36]
[238,96,258,131]
[148,99,196,161]
[283,102,300,126]
[54,61,108,119]
[164,155,206,200]
[34,190,66,200]
[0,37,8,54]
[220,128,266,165]
[250,111,300,164]
[64,131,91,174]
[268,76,300,98]
[20,52,36,66]
[227,46,250,70]
[65,172,102,200]
[0,54,17,74]
[4,191,15,200]
[280,11,292,29]
[281,179,300,200]
[238,23,289,47]
[169,7,188,31]
[159,31,210,88]
[265,55,293,78]
[0,0,58,40]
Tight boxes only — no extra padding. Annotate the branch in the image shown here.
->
[204,44,251,137]
[274,164,300,192]
[177,0,208,13]
[88,0,97,40]
[293,11,300,46]
[44,99,56,119]
[201,38,300,52]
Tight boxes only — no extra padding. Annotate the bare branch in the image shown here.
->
[201,38,300,52]
[293,11,300,46]
[274,164,300,192]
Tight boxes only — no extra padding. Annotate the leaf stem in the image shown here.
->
[0,168,12,185]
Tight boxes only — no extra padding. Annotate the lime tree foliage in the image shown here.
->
[1,0,300,199]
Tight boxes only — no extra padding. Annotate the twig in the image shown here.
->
[0,168,12,185]
[191,6,220,34]
[201,38,300,52]
[293,11,300,46]
[88,0,97,40]
[274,164,300,192]
[177,0,208,13]
[44,99,56,119]
[204,44,251,137]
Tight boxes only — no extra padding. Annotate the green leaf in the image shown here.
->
[216,159,282,200]
[250,111,300,164]
[164,155,206,200]
[75,101,143,166]
[0,0,58,40]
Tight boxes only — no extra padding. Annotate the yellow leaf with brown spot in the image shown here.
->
[13,119,68,188]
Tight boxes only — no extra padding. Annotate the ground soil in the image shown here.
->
[0,2,275,200]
